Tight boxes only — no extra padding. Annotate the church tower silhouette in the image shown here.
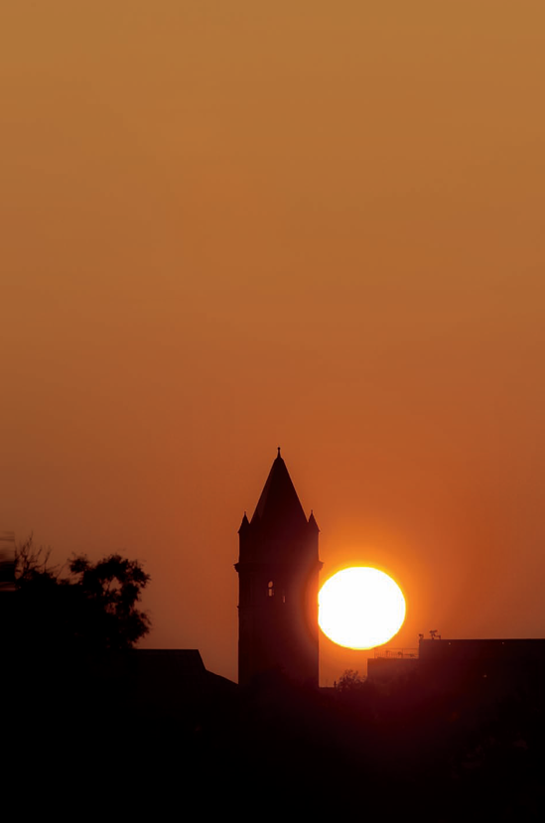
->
[235,450,322,687]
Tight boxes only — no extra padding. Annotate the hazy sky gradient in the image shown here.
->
[2,1,545,683]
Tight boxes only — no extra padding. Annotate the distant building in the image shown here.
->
[127,649,237,721]
[418,637,545,704]
[367,648,419,685]
[369,637,545,706]
[235,450,322,687]
[0,531,15,591]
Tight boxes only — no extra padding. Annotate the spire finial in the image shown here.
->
[277,446,281,458]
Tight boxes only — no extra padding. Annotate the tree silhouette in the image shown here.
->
[336,669,365,692]
[12,536,150,653]
[67,553,150,650]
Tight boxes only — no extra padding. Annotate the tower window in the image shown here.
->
[268,580,274,597]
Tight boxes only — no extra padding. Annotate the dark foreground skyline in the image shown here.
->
[5,628,545,818]
[5,455,545,817]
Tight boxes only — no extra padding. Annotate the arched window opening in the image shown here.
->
[268,580,274,597]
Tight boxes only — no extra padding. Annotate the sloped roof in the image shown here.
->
[128,649,237,718]
[251,451,308,532]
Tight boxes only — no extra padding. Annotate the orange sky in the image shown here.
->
[2,1,545,684]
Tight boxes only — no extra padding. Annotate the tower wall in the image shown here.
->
[235,454,321,687]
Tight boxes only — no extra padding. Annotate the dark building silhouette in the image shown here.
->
[368,637,545,709]
[418,637,545,706]
[235,450,322,687]
[128,649,237,720]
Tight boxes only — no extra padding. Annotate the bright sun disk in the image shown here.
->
[318,567,406,649]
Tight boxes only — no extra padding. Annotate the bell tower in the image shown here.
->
[235,450,322,687]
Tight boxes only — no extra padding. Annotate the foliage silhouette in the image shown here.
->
[13,535,150,652]
[336,668,365,691]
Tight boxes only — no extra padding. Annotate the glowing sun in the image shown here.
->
[318,567,406,649]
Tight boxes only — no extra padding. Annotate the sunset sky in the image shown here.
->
[2,1,545,684]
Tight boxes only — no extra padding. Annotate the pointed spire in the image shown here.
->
[308,510,320,532]
[251,451,308,532]
[238,512,250,533]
